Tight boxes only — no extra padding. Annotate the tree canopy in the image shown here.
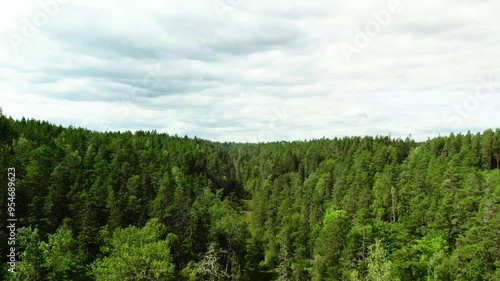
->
[1,114,500,280]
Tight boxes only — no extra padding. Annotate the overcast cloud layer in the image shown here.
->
[0,0,499,142]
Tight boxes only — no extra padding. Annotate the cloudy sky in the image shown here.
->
[0,0,499,142]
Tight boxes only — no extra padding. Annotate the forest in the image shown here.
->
[1,111,500,280]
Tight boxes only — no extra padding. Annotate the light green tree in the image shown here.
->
[313,208,350,281]
[7,227,44,281]
[40,225,88,281]
[92,219,175,281]
[366,240,393,281]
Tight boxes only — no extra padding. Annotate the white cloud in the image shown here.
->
[0,0,499,142]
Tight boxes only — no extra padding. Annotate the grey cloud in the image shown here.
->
[1,0,499,142]
[206,25,303,56]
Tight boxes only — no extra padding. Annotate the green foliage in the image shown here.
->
[366,240,393,281]
[40,225,88,281]
[92,219,175,281]
[313,208,350,280]
[1,115,500,280]
[7,227,44,281]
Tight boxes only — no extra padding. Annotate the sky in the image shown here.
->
[0,0,499,143]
